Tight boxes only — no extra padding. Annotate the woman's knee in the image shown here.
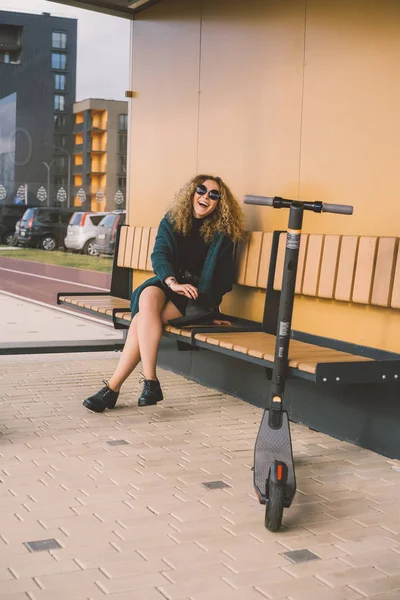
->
[138,286,166,314]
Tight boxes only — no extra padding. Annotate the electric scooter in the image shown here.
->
[243,195,353,532]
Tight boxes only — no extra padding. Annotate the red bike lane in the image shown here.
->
[0,256,112,307]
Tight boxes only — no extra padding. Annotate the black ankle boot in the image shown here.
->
[83,380,119,413]
[138,377,163,407]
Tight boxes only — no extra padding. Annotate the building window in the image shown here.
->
[55,74,66,91]
[54,95,65,111]
[119,155,127,174]
[118,114,128,131]
[54,135,67,148]
[54,115,67,130]
[54,176,67,187]
[51,52,67,70]
[118,177,126,189]
[118,135,127,154]
[54,156,66,169]
[52,31,67,49]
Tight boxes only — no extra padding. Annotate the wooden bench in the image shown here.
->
[58,225,400,386]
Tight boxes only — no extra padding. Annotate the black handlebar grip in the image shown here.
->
[244,195,274,206]
[322,203,353,215]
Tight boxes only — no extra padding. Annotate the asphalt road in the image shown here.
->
[0,256,111,307]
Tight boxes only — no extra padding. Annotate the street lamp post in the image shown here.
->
[45,143,71,208]
[42,161,53,207]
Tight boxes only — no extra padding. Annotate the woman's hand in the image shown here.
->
[170,281,198,299]
[213,319,231,326]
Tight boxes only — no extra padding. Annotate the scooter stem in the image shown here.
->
[269,204,304,428]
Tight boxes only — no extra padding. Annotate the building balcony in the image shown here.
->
[89,169,106,175]
[74,143,83,153]
[0,42,22,52]
[73,164,83,174]
[73,122,84,133]
[90,127,107,134]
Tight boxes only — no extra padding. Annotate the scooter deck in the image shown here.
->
[254,409,296,506]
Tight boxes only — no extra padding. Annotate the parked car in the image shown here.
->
[0,204,30,246]
[64,211,109,255]
[95,210,126,256]
[17,207,81,251]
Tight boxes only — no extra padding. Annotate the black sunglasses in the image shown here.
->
[195,183,221,202]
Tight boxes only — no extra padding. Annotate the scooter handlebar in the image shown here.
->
[322,203,353,215]
[244,195,353,215]
[244,195,274,206]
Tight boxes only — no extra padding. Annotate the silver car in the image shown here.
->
[64,211,109,255]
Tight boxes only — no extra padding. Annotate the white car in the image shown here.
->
[64,211,109,255]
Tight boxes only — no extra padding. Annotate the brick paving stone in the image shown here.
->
[317,565,388,587]
[287,586,363,600]
[350,573,400,596]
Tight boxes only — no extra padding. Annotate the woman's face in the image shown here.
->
[192,179,220,219]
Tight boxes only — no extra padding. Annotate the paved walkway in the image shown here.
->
[0,292,123,345]
[1,352,400,600]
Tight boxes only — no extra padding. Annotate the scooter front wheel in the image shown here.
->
[265,480,285,531]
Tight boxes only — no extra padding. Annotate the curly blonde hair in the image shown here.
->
[168,174,245,243]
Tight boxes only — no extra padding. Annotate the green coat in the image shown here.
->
[130,214,234,316]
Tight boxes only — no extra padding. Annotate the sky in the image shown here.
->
[0,0,130,101]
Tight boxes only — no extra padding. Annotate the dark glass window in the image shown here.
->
[119,155,127,173]
[54,135,67,148]
[54,95,65,111]
[54,176,67,187]
[55,74,66,91]
[54,115,67,130]
[51,52,67,70]
[118,135,127,154]
[118,177,126,189]
[89,215,104,226]
[54,156,66,169]
[52,31,67,49]
[118,114,128,131]
[37,209,58,224]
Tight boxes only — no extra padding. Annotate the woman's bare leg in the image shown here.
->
[107,290,182,390]
[137,287,182,381]
[107,314,140,391]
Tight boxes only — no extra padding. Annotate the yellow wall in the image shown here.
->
[128,0,400,353]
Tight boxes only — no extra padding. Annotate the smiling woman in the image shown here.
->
[82,173,245,413]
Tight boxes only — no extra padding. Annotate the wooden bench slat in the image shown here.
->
[352,237,378,304]
[235,238,249,285]
[132,226,143,269]
[257,232,273,288]
[302,234,323,296]
[334,236,358,301]
[318,235,340,299]
[124,226,135,268]
[138,227,151,270]
[372,237,397,307]
[244,232,263,287]
[391,243,400,309]
[117,225,128,267]
[295,234,308,294]
[273,234,286,291]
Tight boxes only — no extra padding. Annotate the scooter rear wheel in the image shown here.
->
[265,480,285,532]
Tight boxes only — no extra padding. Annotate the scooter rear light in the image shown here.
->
[277,464,283,481]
